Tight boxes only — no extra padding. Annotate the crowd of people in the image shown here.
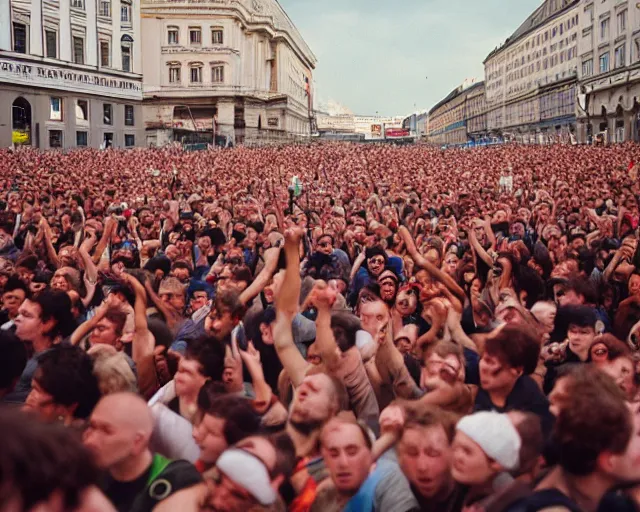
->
[2,141,640,511]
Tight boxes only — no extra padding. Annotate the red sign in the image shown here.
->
[385,128,410,138]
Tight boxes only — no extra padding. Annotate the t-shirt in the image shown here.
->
[475,375,553,438]
[2,348,53,404]
[103,464,152,512]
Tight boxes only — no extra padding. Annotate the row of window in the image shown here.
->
[49,97,135,126]
[49,130,135,149]
[167,26,224,46]
[597,10,627,41]
[13,23,133,72]
[168,64,225,84]
[582,40,640,77]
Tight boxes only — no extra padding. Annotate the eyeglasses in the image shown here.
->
[369,257,385,265]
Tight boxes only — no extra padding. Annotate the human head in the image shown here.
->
[193,385,261,466]
[89,309,127,349]
[289,373,347,433]
[452,411,521,486]
[88,346,137,395]
[158,276,186,313]
[25,346,101,424]
[565,305,598,359]
[377,270,399,303]
[0,409,106,512]
[204,433,295,512]
[320,417,373,495]
[205,290,246,341]
[83,392,153,473]
[330,311,361,353]
[358,298,390,340]
[551,366,636,482]
[479,324,540,394]
[397,405,457,500]
[394,284,419,317]
[174,336,225,399]
[316,234,334,256]
[365,246,387,278]
[1,275,29,319]
[14,290,75,343]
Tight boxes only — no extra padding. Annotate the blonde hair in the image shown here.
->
[88,345,137,395]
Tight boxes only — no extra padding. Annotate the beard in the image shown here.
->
[288,418,325,437]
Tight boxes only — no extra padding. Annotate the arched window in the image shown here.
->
[12,97,32,146]
[121,34,133,72]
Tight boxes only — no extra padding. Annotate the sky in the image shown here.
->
[278,0,542,117]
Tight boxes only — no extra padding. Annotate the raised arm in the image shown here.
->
[239,246,280,306]
[78,233,99,307]
[92,217,117,264]
[375,320,422,400]
[309,282,341,372]
[70,300,110,346]
[398,226,466,302]
[39,218,60,268]
[272,227,309,388]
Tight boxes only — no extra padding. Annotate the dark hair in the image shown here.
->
[512,266,545,309]
[484,324,540,375]
[0,212,15,235]
[564,305,598,329]
[35,346,101,419]
[230,264,253,285]
[513,412,543,477]
[30,290,76,340]
[565,277,598,305]
[2,275,29,298]
[266,431,297,478]
[171,261,192,273]
[185,336,225,381]
[109,283,136,308]
[330,311,361,352]
[402,404,458,444]
[104,309,127,338]
[0,330,28,392]
[197,386,261,445]
[0,409,100,510]
[214,290,247,321]
[553,366,631,475]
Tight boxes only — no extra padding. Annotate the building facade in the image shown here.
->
[141,0,316,147]
[484,0,580,144]
[576,0,640,143]
[426,81,486,145]
[0,0,143,149]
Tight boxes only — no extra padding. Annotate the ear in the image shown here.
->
[271,474,285,491]
[597,450,617,474]
[488,459,504,474]
[510,366,524,380]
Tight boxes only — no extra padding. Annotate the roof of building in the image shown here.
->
[483,0,579,63]
[428,81,485,117]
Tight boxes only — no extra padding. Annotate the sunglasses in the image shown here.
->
[369,257,385,265]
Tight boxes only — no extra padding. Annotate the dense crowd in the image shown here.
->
[2,141,640,512]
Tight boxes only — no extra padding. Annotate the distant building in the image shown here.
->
[141,0,316,147]
[0,0,143,149]
[425,81,486,145]
[483,0,580,144]
[576,0,640,143]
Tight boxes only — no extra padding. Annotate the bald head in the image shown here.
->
[83,392,153,473]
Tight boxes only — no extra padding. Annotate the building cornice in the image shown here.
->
[141,0,316,70]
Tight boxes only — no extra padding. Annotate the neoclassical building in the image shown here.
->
[484,0,580,143]
[576,0,640,143]
[0,0,143,149]
[141,0,316,146]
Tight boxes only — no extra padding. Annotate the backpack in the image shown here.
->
[129,454,202,512]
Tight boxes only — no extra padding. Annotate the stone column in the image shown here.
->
[0,0,10,51]
[216,99,235,143]
[59,0,71,61]
[86,0,97,66]
[30,0,43,56]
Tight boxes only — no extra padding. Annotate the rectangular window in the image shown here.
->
[13,23,27,53]
[636,39,640,62]
[168,28,179,45]
[121,4,130,22]
[617,10,627,35]
[124,105,134,126]
[73,36,84,64]
[211,29,223,44]
[71,0,85,8]
[76,100,88,121]
[615,43,626,68]
[601,18,609,40]
[99,0,111,17]
[169,66,181,83]
[103,104,112,125]
[45,30,57,58]
[50,97,62,121]
[103,133,114,149]
[600,52,610,73]
[189,28,201,45]
[190,67,202,83]
[121,44,131,72]
[49,130,63,148]
[125,134,135,147]
[211,65,224,83]
[582,59,593,77]
[76,131,88,147]
[100,40,110,67]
